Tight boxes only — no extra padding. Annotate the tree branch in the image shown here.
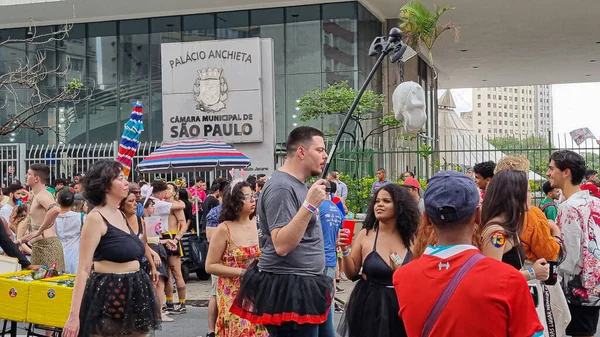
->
[0,18,93,138]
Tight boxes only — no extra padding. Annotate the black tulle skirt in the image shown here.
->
[230,261,333,327]
[337,278,407,337]
[78,270,161,336]
[148,244,169,281]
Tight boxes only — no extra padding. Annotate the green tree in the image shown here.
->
[296,81,403,152]
[488,136,553,176]
[399,0,459,78]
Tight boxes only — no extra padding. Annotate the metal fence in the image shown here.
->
[1,141,226,187]
[281,132,600,183]
[2,132,599,191]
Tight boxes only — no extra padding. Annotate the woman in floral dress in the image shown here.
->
[205,179,267,337]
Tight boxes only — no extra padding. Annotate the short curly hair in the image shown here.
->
[82,160,124,207]
[219,180,256,222]
[363,183,420,249]
[473,161,496,179]
[495,155,530,174]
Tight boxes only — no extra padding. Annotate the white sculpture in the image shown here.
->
[392,81,427,134]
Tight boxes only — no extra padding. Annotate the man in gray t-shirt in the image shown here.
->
[258,170,325,275]
[231,126,331,337]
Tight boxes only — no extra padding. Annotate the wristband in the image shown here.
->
[302,200,317,213]
[342,249,351,257]
[527,268,536,280]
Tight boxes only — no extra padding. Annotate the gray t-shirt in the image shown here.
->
[257,170,325,276]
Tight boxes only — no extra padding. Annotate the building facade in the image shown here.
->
[464,85,553,138]
[0,2,388,146]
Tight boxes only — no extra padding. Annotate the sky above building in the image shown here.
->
[445,83,600,142]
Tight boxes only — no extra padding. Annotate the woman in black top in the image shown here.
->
[337,184,420,337]
[63,160,161,337]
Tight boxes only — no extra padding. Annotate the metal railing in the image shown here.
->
[1,132,598,190]
[1,141,225,186]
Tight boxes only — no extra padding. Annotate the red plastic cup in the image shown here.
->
[342,220,356,245]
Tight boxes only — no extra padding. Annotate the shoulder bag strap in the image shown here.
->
[421,253,486,337]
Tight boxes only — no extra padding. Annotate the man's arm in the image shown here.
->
[341,182,348,200]
[270,180,326,256]
[24,193,60,241]
[170,200,185,211]
[173,208,189,240]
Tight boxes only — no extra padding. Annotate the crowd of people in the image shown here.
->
[2,125,600,337]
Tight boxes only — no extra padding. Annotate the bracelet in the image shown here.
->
[342,249,351,257]
[527,268,536,280]
[302,200,317,213]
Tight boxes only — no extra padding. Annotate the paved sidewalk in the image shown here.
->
[184,277,356,307]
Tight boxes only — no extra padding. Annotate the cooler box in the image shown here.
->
[27,274,75,328]
[0,271,35,322]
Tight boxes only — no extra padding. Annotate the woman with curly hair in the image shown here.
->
[337,183,420,337]
[62,160,161,337]
[205,179,267,337]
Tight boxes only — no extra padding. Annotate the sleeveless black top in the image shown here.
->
[502,243,526,270]
[362,227,412,286]
[92,212,145,263]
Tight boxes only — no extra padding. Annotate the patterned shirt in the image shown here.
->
[206,204,223,228]
[557,190,600,306]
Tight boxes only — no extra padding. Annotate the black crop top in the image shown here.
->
[362,227,412,286]
[93,212,145,263]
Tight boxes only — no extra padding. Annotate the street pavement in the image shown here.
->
[155,307,344,337]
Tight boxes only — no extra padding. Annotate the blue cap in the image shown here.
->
[424,171,480,222]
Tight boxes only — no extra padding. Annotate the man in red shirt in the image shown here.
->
[394,171,543,337]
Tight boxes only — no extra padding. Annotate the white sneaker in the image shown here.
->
[161,313,174,322]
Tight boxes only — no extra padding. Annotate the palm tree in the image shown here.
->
[399,0,459,78]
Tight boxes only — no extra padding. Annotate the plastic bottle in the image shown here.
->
[45,262,57,278]
[34,266,47,280]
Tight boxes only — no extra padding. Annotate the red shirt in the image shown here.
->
[394,245,543,337]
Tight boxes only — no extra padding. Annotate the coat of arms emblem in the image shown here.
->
[193,67,228,112]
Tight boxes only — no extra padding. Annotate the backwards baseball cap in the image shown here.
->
[402,177,421,190]
[425,171,480,223]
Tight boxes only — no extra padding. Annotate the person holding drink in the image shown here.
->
[317,181,344,336]
[62,160,161,337]
[337,184,420,337]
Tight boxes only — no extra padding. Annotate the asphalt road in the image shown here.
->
[11,307,342,337]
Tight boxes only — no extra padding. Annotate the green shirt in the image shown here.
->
[539,197,557,221]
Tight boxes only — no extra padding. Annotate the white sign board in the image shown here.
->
[161,38,276,176]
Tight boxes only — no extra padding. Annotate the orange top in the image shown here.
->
[519,206,560,261]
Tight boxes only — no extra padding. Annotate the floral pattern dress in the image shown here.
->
[216,224,268,337]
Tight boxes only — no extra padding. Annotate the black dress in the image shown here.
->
[338,227,410,337]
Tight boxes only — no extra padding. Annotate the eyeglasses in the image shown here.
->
[243,193,258,201]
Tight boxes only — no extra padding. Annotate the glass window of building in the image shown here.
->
[217,10,249,40]
[250,8,284,75]
[285,5,321,75]
[183,14,216,42]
